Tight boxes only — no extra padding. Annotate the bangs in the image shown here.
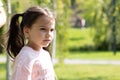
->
[39,15,55,26]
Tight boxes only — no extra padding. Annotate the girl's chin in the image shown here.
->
[42,44,50,47]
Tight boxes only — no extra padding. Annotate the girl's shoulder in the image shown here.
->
[14,46,39,65]
[40,49,51,58]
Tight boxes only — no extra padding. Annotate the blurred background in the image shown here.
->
[0,0,120,80]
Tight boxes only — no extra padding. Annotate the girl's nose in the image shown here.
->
[46,31,51,37]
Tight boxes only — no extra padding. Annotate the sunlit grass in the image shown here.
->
[68,28,95,47]
[55,64,120,80]
[0,63,6,80]
[56,51,120,60]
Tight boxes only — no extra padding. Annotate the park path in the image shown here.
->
[0,55,6,63]
[1,55,120,65]
[53,59,120,65]
[63,59,120,65]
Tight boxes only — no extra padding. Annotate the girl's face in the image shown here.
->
[24,16,55,50]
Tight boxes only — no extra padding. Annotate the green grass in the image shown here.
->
[55,64,120,80]
[56,51,120,60]
[68,28,95,48]
[0,63,6,80]
[1,63,120,80]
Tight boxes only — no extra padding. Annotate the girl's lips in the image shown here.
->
[43,39,51,43]
[44,39,51,41]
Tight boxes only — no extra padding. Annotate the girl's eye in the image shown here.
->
[40,28,46,31]
[51,29,55,32]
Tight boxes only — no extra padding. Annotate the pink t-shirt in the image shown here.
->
[12,46,55,80]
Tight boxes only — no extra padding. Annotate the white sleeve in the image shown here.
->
[12,62,32,80]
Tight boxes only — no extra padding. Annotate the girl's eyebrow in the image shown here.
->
[39,26,46,27]
[39,25,54,28]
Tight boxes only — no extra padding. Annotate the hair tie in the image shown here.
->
[17,13,24,17]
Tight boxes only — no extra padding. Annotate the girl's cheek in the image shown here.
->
[51,33,54,39]
[39,31,45,35]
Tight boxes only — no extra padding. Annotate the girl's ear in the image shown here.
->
[23,26,29,38]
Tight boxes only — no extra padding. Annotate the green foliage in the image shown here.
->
[33,0,52,8]
[2,0,120,55]
[94,0,120,50]
[74,0,120,50]
[56,0,71,58]
[11,0,33,13]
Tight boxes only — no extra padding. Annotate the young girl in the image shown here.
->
[7,6,56,80]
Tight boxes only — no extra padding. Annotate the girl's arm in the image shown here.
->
[12,61,32,80]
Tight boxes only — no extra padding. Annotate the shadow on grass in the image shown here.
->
[0,63,6,69]
[70,37,84,41]
[69,50,114,54]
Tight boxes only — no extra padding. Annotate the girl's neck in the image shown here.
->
[26,43,42,51]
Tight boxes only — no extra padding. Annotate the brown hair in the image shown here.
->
[7,6,55,59]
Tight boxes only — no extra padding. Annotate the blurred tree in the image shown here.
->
[75,0,120,51]
[55,0,71,60]
[11,0,32,13]
[93,0,120,52]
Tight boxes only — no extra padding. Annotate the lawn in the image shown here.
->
[68,28,95,49]
[0,63,6,80]
[1,62,120,80]
[56,51,120,60]
[55,64,120,80]
[54,28,120,80]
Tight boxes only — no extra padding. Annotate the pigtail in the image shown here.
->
[7,14,24,59]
